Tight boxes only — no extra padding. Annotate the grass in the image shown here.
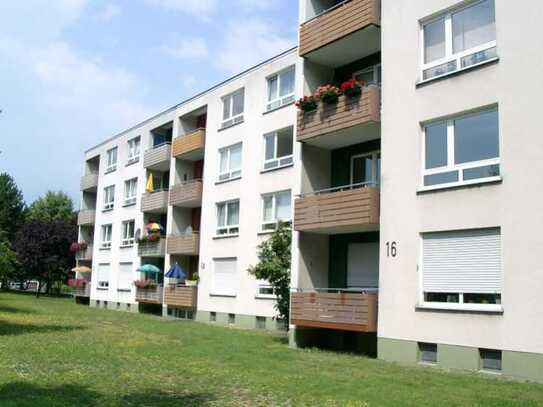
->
[0,293,542,406]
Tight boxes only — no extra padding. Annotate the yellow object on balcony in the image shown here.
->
[146,174,154,193]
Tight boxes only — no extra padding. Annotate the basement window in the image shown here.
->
[418,343,437,363]
[480,348,502,371]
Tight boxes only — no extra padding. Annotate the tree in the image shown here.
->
[0,234,18,290]
[0,173,26,240]
[27,191,74,223]
[13,220,76,297]
[248,223,292,323]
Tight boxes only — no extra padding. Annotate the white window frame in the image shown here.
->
[124,178,138,206]
[350,150,381,186]
[256,283,276,299]
[100,224,112,250]
[261,190,292,232]
[106,147,118,173]
[216,200,240,236]
[218,143,242,182]
[120,220,135,247]
[127,137,141,164]
[221,88,244,128]
[352,64,381,86]
[97,263,110,289]
[103,185,115,211]
[263,127,294,171]
[420,0,497,82]
[266,66,296,111]
[421,108,500,190]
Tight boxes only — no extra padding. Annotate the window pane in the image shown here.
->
[463,164,500,180]
[263,196,273,221]
[276,191,291,220]
[376,153,381,184]
[268,76,278,101]
[232,91,244,116]
[217,204,226,227]
[354,69,374,85]
[352,156,372,184]
[423,60,457,80]
[279,69,295,97]
[227,202,239,225]
[424,18,446,63]
[424,292,459,303]
[219,150,228,173]
[424,171,459,186]
[425,122,448,169]
[276,129,293,158]
[453,0,495,53]
[461,46,497,68]
[454,110,499,164]
[264,134,275,160]
[419,343,437,363]
[223,95,231,120]
[229,145,242,170]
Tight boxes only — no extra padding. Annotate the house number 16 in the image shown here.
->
[386,241,397,257]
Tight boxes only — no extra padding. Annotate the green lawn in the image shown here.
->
[0,293,542,406]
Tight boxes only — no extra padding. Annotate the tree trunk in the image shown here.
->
[36,280,41,298]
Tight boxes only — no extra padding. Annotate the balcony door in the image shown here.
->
[351,151,381,186]
[347,242,379,289]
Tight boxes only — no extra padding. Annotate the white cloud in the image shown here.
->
[160,38,209,60]
[145,0,218,21]
[99,4,121,21]
[216,19,296,74]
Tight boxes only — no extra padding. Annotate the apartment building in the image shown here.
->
[74,47,299,330]
[290,0,543,382]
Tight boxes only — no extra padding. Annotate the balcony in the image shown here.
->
[144,143,171,171]
[300,0,380,67]
[75,244,93,261]
[80,172,99,191]
[137,238,166,257]
[73,284,91,298]
[77,210,96,226]
[294,185,379,234]
[297,86,380,149]
[135,285,163,304]
[169,179,203,208]
[291,290,378,332]
[164,284,197,308]
[141,190,169,213]
[172,129,205,160]
[166,233,200,256]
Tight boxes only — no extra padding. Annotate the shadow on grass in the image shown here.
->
[0,304,37,315]
[0,382,214,406]
[0,321,84,336]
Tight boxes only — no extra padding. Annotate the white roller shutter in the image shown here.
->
[347,242,379,288]
[97,263,110,286]
[212,258,237,296]
[422,228,501,294]
[117,262,133,291]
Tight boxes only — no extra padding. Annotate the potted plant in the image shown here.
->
[340,79,363,98]
[315,84,341,104]
[185,272,199,287]
[295,95,318,112]
[134,279,157,289]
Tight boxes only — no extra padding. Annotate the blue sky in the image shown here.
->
[0,0,298,205]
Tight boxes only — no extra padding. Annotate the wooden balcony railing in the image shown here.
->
[166,233,200,256]
[297,86,380,145]
[169,179,203,207]
[172,129,205,160]
[294,184,379,233]
[77,210,96,226]
[164,284,197,308]
[143,143,171,170]
[135,285,163,304]
[80,172,99,191]
[299,0,380,57]
[291,290,378,332]
[137,238,166,257]
[141,190,169,213]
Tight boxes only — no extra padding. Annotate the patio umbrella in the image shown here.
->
[71,266,91,273]
[137,264,161,274]
[146,174,154,193]
[165,263,186,280]
[145,222,163,232]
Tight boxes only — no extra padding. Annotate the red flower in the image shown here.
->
[340,79,362,93]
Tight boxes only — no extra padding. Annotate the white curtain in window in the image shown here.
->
[263,196,274,221]
[229,145,242,170]
[275,191,291,220]
[279,69,295,97]
[227,202,239,225]
[453,0,495,53]
[232,91,244,116]
[424,17,446,63]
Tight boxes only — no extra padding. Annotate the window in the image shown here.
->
[127,137,140,164]
[228,313,236,324]
[264,127,293,170]
[423,108,499,188]
[103,185,115,210]
[267,67,295,111]
[216,200,239,236]
[256,316,266,329]
[124,178,138,206]
[97,263,110,289]
[351,151,381,186]
[210,312,217,322]
[480,349,502,371]
[419,343,438,363]
[221,89,244,128]
[218,143,242,182]
[421,0,496,80]
[261,190,291,231]
[212,258,237,296]
[353,64,381,86]
[421,228,502,311]
[117,262,133,291]
[106,147,118,173]
[121,220,135,247]
[257,284,275,298]
[100,224,112,249]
